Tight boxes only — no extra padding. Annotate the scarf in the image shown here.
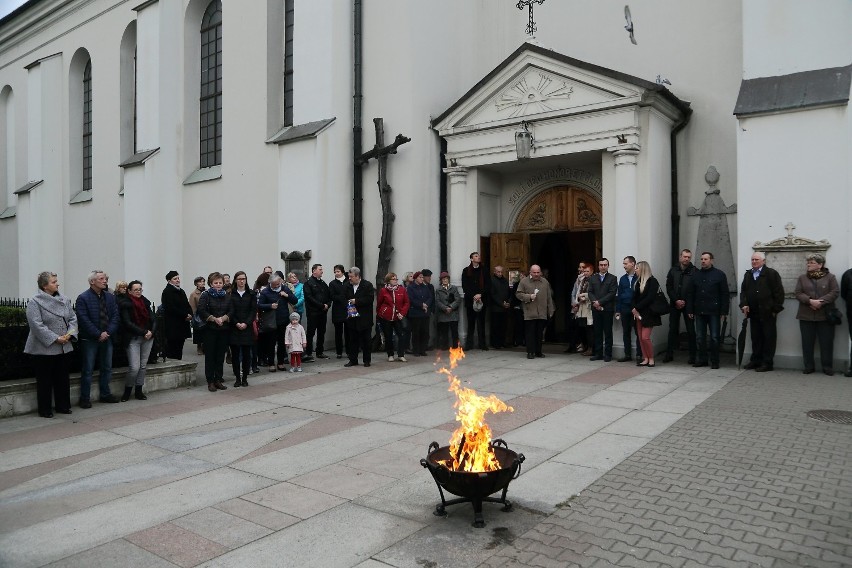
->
[208,288,227,298]
[807,270,827,279]
[579,275,589,295]
[129,294,150,328]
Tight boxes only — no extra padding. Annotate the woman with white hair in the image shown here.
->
[257,272,297,371]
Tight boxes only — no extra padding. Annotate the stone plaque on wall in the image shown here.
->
[754,223,830,298]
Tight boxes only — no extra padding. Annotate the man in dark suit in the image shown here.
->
[739,252,785,371]
[344,266,375,367]
[588,258,618,362]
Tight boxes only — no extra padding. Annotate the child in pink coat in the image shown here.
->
[284,312,307,372]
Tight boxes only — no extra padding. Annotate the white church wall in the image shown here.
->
[743,0,852,79]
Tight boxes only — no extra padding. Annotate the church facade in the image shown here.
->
[0,0,849,368]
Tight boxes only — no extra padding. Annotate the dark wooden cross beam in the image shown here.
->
[355,117,411,285]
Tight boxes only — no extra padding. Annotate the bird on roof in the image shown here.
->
[624,5,637,45]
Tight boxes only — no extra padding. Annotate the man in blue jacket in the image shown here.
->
[686,252,730,369]
[76,270,121,407]
[616,256,641,362]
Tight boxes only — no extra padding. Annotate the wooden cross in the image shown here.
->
[355,117,411,285]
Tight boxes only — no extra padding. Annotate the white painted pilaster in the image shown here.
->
[608,144,641,261]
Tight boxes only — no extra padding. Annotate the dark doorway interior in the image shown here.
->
[529,231,597,342]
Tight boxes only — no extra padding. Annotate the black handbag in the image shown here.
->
[827,306,843,326]
[651,290,671,316]
[260,309,278,332]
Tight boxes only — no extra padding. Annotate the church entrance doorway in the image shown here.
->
[487,185,602,343]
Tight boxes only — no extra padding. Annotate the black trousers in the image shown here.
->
[165,337,186,360]
[524,319,547,355]
[490,309,507,348]
[333,321,347,356]
[437,321,459,350]
[230,344,252,378]
[666,308,696,361]
[592,310,614,358]
[346,324,372,364]
[410,317,430,354]
[619,311,641,358]
[800,320,835,372]
[465,304,486,349]
[380,319,404,357]
[33,353,72,415]
[748,313,778,366]
[204,330,230,383]
[305,311,327,356]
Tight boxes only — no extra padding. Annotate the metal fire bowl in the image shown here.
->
[420,439,525,527]
[421,441,524,499]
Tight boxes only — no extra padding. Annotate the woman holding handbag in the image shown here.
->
[377,273,410,362]
[795,253,839,375]
[228,271,256,387]
[631,261,662,367]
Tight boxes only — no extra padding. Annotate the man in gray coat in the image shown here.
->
[516,264,556,359]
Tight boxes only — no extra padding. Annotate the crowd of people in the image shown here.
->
[22,250,852,418]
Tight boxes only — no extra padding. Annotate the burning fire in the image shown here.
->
[437,346,513,472]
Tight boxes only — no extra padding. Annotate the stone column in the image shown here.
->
[444,166,472,287]
[608,145,640,260]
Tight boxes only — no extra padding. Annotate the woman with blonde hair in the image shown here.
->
[631,261,662,367]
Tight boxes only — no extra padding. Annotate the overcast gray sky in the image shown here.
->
[0,0,27,20]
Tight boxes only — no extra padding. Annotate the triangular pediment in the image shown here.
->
[433,43,685,135]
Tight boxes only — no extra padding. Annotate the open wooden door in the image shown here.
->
[490,233,530,277]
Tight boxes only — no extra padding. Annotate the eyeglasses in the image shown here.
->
[131,288,142,293]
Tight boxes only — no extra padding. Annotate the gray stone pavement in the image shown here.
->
[0,344,850,567]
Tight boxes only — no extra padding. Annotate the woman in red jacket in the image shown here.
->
[377,272,410,362]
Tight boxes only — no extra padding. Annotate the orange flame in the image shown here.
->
[437,346,513,472]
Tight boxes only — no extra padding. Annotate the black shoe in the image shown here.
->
[100,394,121,403]
[79,399,92,409]
[121,387,133,402]
[241,377,249,387]
[316,353,329,359]
[302,355,315,363]
[39,413,54,418]
[755,365,773,372]
[617,356,632,363]
[743,361,760,370]
[364,362,371,367]
[344,361,358,367]
[135,386,147,400]
[482,347,490,351]
[711,363,719,369]
[234,379,242,388]
[824,369,834,376]
[535,353,545,358]
[662,355,674,363]
[803,368,815,375]
[845,369,852,378]
[56,409,72,414]
[693,362,708,367]
[590,356,603,361]
[604,356,612,362]
[688,359,696,365]
[527,353,535,359]
[336,354,343,359]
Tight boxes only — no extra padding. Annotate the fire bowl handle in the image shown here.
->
[427,441,440,454]
[491,439,508,449]
[512,453,526,480]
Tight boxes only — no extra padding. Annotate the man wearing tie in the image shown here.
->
[588,258,618,362]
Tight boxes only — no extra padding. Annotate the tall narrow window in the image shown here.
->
[82,60,92,192]
[283,0,293,126]
[200,0,222,168]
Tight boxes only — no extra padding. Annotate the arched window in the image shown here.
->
[200,0,222,168]
[82,60,92,192]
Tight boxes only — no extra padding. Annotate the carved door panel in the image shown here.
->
[490,233,530,276]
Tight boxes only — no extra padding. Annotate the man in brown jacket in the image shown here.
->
[516,264,556,359]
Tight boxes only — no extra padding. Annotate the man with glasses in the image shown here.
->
[75,270,121,407]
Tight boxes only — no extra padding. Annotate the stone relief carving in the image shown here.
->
[753,222,831,298]
[576,198,600,225]
[495,72,574,118]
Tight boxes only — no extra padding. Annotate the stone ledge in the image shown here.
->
[0,360,197,418]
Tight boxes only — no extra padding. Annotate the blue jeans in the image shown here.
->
[126,337,154,387]
[694,314,720,365]
[79,338,114,401]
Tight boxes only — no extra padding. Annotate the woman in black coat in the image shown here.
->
[120,280,155,401]
[229,271,256,387]
[160,271,192,359]
[197,272,234,391]
[631,261,662,367]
